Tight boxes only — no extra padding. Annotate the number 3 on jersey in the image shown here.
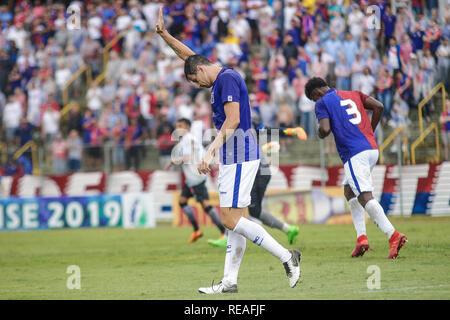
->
[340,99,361,125]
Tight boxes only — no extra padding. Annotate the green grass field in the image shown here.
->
[1,216,450,300]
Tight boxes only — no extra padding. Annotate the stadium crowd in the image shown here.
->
[0,0,449,176]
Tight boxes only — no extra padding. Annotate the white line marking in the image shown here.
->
[359,284,450,293]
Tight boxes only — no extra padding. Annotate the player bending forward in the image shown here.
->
[305,77,407,259]
[156,7,301,293]
[164,118,226,243]
[208,124,301,248]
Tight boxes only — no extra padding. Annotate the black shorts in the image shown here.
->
[181,181,210,204]
[249,167,271,219]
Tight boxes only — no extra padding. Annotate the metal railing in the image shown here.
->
[379,125,409,164]
[0,142,7,164]
[411,122,440,164]
[59,31,126,119]
[61,64,92,111]
[418,82,446,135]
[94,30,127,86]
[13,141,40,175]
[411,82,446,164]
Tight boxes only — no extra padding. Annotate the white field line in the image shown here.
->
[359,284,450,294]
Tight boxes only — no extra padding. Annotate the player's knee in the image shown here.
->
[220,208,240,230]
[358,192,374,207]
[344,185,356,201]
[204,205,212,213]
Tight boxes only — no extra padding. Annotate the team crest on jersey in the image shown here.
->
[211,92,214,103]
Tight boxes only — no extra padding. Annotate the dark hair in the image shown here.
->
[184,54,212,76]
[305,77,328,100]
[177,118,191,128]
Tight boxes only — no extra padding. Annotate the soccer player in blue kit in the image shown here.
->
[305,77,407,259]
[156,7,301,293]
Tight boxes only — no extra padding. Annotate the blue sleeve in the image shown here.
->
[315,99,329,121]
[219,73,240,105]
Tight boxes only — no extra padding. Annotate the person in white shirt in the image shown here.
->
[142,0,161,28]
[86,81,103,115]
[164,118,226,244]
[3,95,23,141]
[359,67,376,96]
[26,81,46,126]
[55,61,72,91]
[41,105,60,142]
[116,7,132,32]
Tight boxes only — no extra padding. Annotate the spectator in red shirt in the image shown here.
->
[52,133,67,175]
[87,117,106,171]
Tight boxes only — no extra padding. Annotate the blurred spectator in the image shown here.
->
[81,35,102,77]
[111,118,126,171]
[86,81,103,115]
[335,55,350,91]
[41,100,60,143]
[440,99,450,161]
[436,37,450,93]
[347,4,364,41]
[52,133,67,175]
[67,101,84,136]
[3,154,21,176]
[383,5,397,48]
[3,94,23,141]
[359,67,376,96]
[14,117,34,148]
[157,114,175,169]
[0,0,448,172]
[26,80,45,126]
[277,98,294,153]
[395,70,414,109]
[125,117,144,170]
[387,37,402,75]
[377,68,394,121]
[424,20,442,56]
[350,52,365,91]
[67,129,83,172]
[389,94,410,153]
[86,117,106,171]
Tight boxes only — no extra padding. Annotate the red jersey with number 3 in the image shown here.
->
[314,88,378,164]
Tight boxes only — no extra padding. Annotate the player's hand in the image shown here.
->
[197,149,215,174]
[155,6,165,34]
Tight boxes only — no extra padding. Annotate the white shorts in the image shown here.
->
[218,159,260,208]
[342,149,379,197]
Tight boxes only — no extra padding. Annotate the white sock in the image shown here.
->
[281,223,289,233]
[364,199,395,238]
[222,229,246,287]
[233,217,292,263]
[349,198,366,238]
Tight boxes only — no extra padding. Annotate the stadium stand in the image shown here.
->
[0,0,449,176]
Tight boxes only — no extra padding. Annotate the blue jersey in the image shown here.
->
[315,88,378,164]
[211,67,259,164]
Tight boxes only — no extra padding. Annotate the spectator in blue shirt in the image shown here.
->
[409,22,426,53]
[383,5,397,48]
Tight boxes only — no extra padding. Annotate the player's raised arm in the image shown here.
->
[362,95,384,132]
[155,6,195,61]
